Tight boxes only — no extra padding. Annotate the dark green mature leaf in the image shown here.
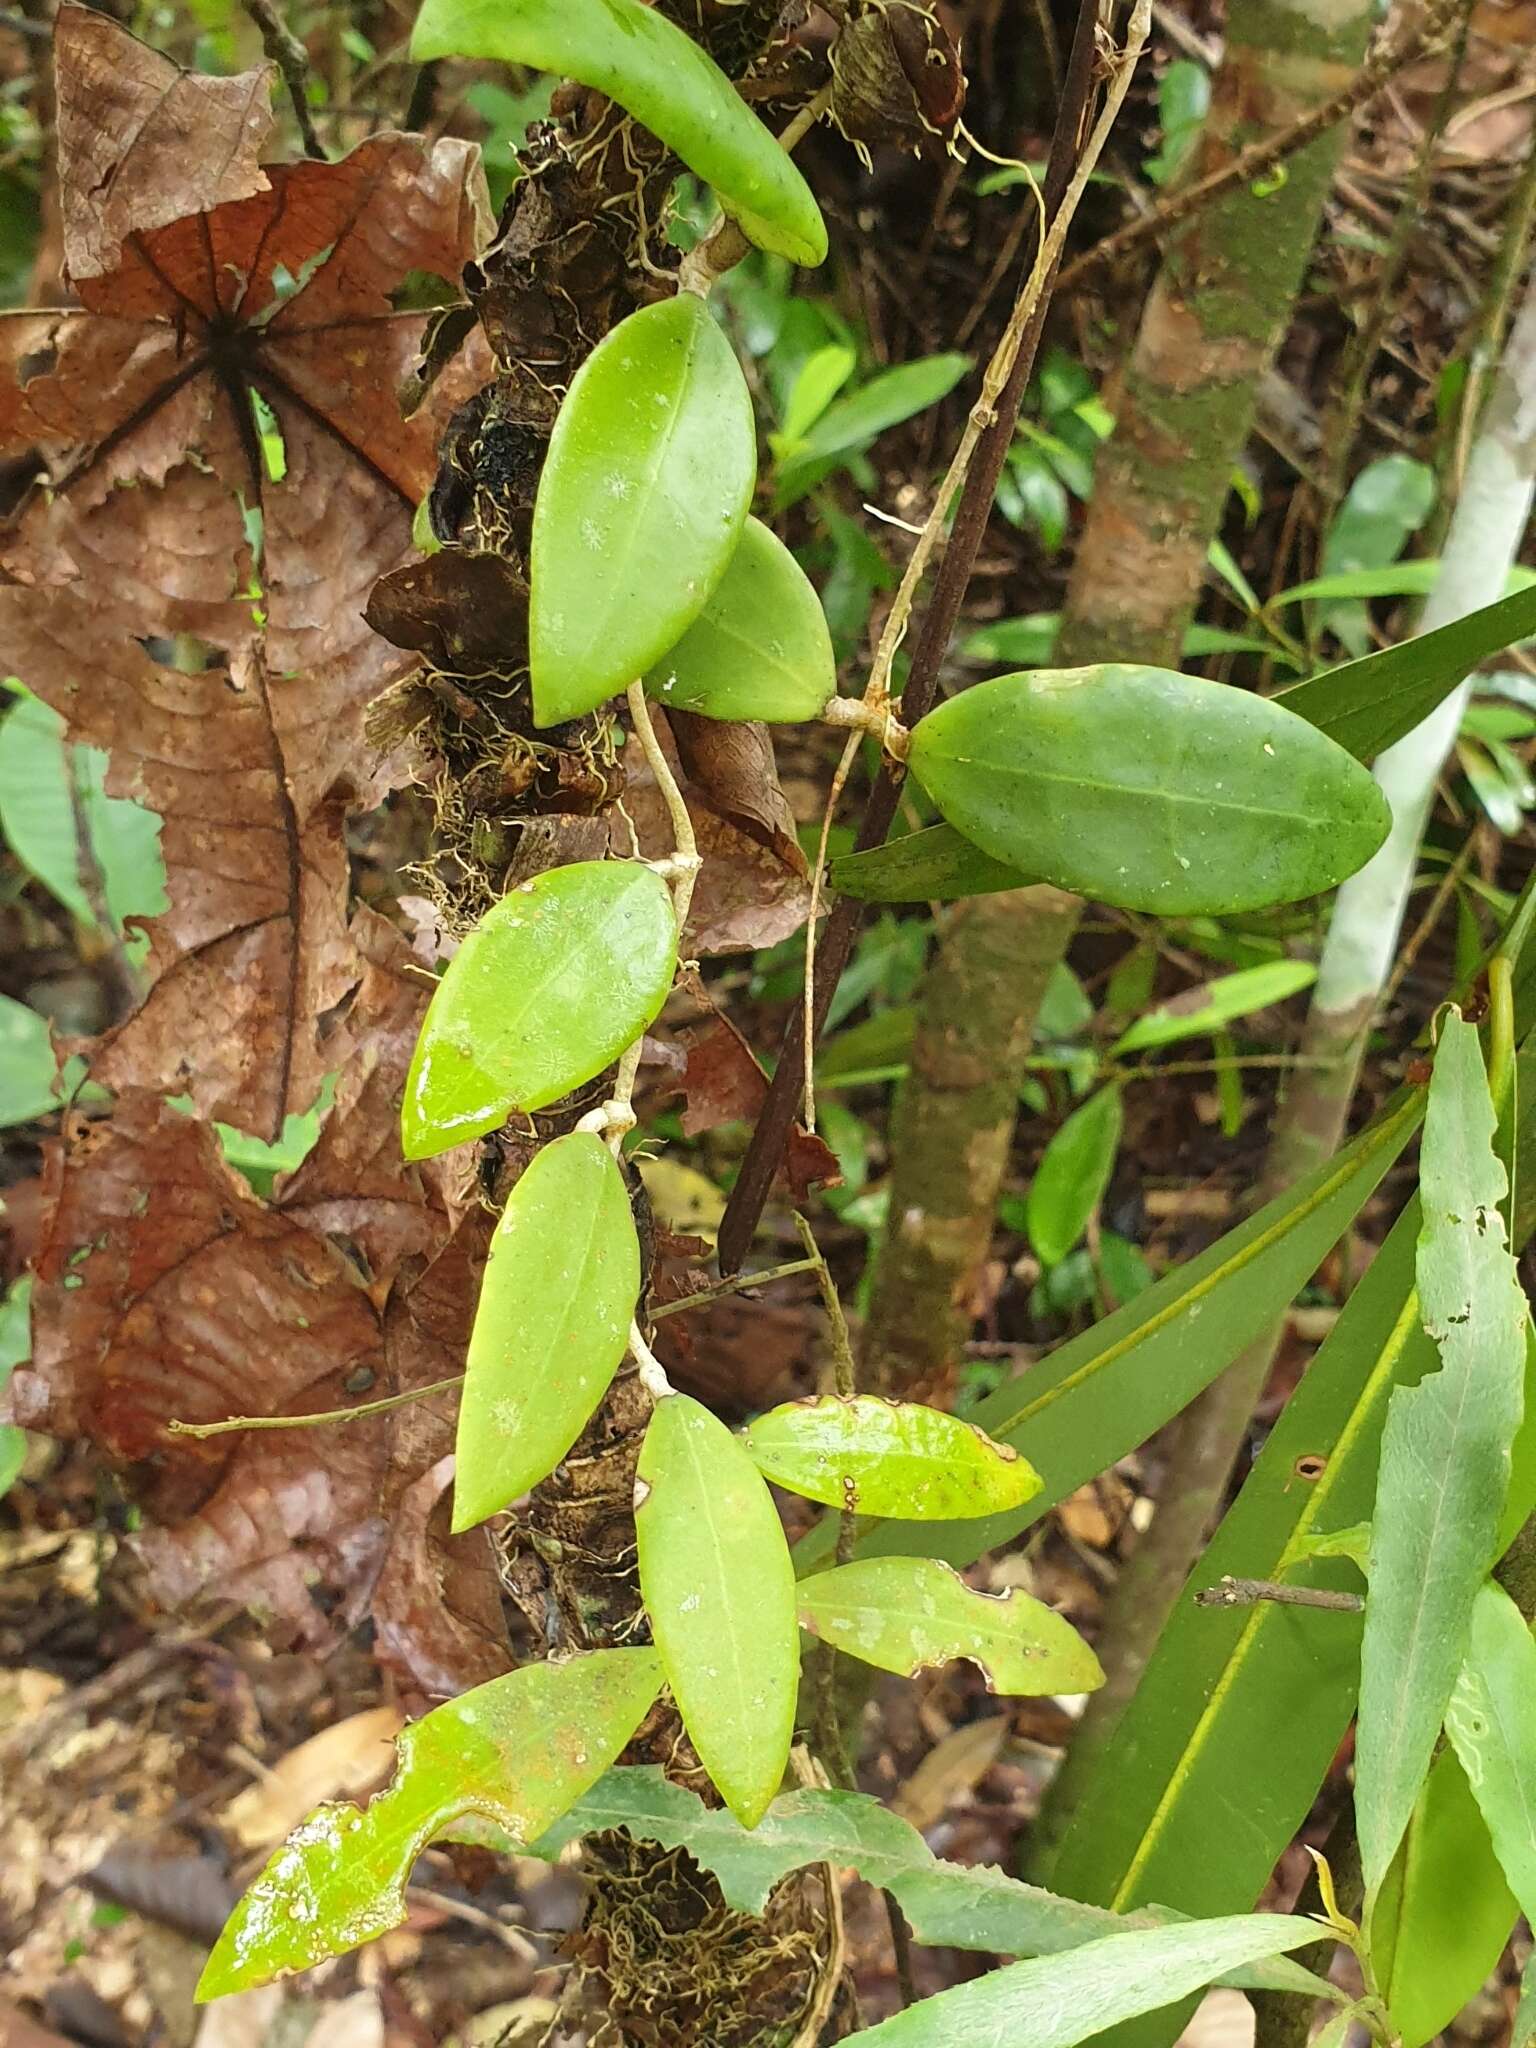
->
[530,295,757,724]
[907,666,1390,915]
[744,1393,1040,1518]
[644,517,834,724]
[636,1393,798,1827]
[530,1766,1334,1997]
[1279,581,1536,763]
[454,1133,640,1532]
[1447,1580,1536,1915]
[401,861,677,1160]
[852,1915,1330,2048]
[1027,1086,1122,1268]
[794,1089,1422,1577]
[829,820,1031,905]
[197,1650,663,1998]
[1371,1745,1518,2048]
[1356,1016,1527,1893]
[410,0,826,264]
[796,1557,1103,1694]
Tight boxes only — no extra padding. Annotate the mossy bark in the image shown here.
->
[861,888,1079,1402]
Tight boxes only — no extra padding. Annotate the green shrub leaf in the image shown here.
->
[410,0,826,265]
[1027,1086,1123,1268]
[1356,1014,1528,1893]
[906,665,1391,915]
[636,1392,798,1828]
[1446,1579,1536,1916]
[744,1392,1040,1518]
[454,1132,640,1532]
[829,820,1031,904]
[797,1557,1103,1695]
[1111,962,1317,1055]
[644,517,834,724]
[530,294,757,724]
[401,861,677,1160]
[197,1650,663,1998]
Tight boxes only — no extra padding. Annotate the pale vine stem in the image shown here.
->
[797,0,1153,1131]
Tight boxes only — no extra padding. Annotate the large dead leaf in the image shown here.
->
[0,12,492,1131]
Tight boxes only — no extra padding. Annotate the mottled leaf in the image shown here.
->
[744,1393,1040,1518]
[411,0,826,264]
[402,862,677,1159]
[530,295,757,724]
[454,1133,640,1531]
[197,1650,662,1997]
[636,1392,798,1827]
[645,519,834,724]
[907,666,1391,915]
[1357,1015,1527,1892]
[797,1558,1103,1695]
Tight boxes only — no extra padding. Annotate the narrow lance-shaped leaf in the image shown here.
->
[410,0,827,265]
[636,1392,799,1828]
[1446,1579,1536,1916]
[454,1133,640,1533]
[1110,961,1318,1055]
[527,1765,1336,1999]
[1356,1012,1527,1894]
[745,1393,1041,1518]
[851,1914,1332,2048]
[401,861,677,1161]
[829,819,1032,905]
[530,294,758,724]
[906,665,1391,917]
[797,1557,1104,1696]
[644,517,835,725]
[197,1650,663,1999]
[1027,1085,1123,1269]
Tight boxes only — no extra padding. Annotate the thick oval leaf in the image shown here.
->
[453,1133,640,1532]
[530,295,758,724]
[852,1914,1328,2048]
[410,0,825,265]
[644,518,834,724]
[402,861,677,1160]
[906,666,1392,915]
[636,1392,798,1827]
[797,1558,1103,1695]
[744,1393,1040,1518]
[197,1649,662,1998]
[1027,1086,1123,1269]
[829,820,1033,904]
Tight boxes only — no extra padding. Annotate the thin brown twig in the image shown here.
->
[1056,0,1467,293]
[1194,1576,1364,1614]
[240,0,325,160]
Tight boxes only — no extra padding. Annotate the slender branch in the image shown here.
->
[240,0,325,161]
[167,1374,463,1438]
[1056,0,1466,293]
[652,1255,823,1319]
[719,0,1130,1272]
[1194,1576,1364,1614]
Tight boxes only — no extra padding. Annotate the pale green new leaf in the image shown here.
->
[907,666,1390,916]
[530,295,757,723]
[1027,1085,1122,1267]
[1514,1952,1536,2048]
[644,517,834,724]
[197,1651,663,1998]
[1446,1579,1536,1916]
[851,1914,1328,2048]
[636,1393,798,1827]
[454,1133,640,1532]
[1111,962,1317,1055]
[796,1557,1103,1695]
[0,992,60,1127]
[744,1393,1040,1518]
[1356,1014,1527,1892]
[410,0,826,264]
[401,862,677,1160]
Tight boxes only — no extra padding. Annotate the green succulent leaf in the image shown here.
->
[906,665,1391,915]
[744,1393,1041,1518]
[401,861,677,1161]
[197,1650,663,1998]
[636,1392,798,1828]
[530,294,758,724]
[644,517,834,723]
[797,1557,1104,1695]
[454,1133,641,1532]
[410,0,826,264]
